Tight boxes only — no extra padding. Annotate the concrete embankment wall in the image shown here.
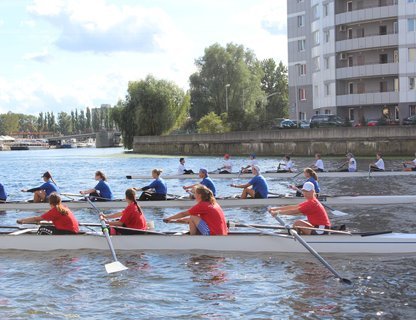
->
[133,127,416,156]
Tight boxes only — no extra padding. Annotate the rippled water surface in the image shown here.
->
[0,148,415,319]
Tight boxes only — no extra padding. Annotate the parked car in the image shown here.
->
[403,115,416,125]
[299,120,310,129]
[271,119,296,129]
[367,119,380,126]
[309,115,345,128]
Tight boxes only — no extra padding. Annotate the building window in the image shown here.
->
[357,82,365,94]
[348,82,354,94]
[380,54,388,64]
[315,110,320,115]
[393,22,398,34]
[395,106,400,121]
[394,50,399,63]
[312,5,320,20]
[298,39,305,51]
[314,85,319,97]
[379,25,387,35]
[409,48,416,62]
[347,1,353,12]
[380,81,388,92]
[408,19,416,32]
[313,31,320,46]
[298,64,307,76]
[347,28,353,39]
[348,56,353,67]
[394,78,399,92]
[313,56,320,72]
[324,31,330,43]
[299,88,306,101]
[325,84,330,96]
[356,28,364,38]
[323,4,329,17]
[349,108,355,121]
[410,77,416,90]
[297,15,304,27]
[299,112,306,121]
[324,110,331,115]
[410,105,416,116]
[324,57,330,69]
[297,0,304,3]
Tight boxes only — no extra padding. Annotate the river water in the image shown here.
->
[0,148,415,319]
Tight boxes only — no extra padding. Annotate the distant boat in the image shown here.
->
[77,138,95,148]
[60,138,78,149]
[10,140,49,151]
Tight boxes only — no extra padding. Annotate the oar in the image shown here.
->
[272,214,352,284]
[85,197,128,274]
[368,164,372,179]
[321,203,349,217]
[61,193,113,201]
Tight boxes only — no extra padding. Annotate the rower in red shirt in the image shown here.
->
[17,193,79,234]
[268,181,331,235]
[100,188,147,234]
[163,185,228,235]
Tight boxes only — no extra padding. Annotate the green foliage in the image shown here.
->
[189,43,265,131]
[57,112,72,135]
[0,112,39,134]
[197,112,230,134]
[119,75,190,149]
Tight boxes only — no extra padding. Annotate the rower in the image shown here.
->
[80,171,114,201]
[163,185,228,235]
[268,182,331,235]
[369,152,385,172]
[230,165,268,199]
[100,188,147,234]
[277,155,294,173]
[311,153,324,172]
[21,171,59,203]
[16,193,79,235]
[218,154,232,174]
[241,154,258,174]
[290,168,320,197]
[403,152,416,171]
[183,168,216,197]
[0,182,6,202]
[134,169,167,201]
[339,153,357,172]
[177,157,194,175]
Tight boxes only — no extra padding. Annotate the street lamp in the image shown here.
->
[225,84,230,113]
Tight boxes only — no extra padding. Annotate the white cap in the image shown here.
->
[302,181,315,192]
[252,165,261,174]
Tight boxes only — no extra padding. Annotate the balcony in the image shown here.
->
[336,34,398,52]
[336,63,399,80]
[336,5,398,25]
[336,91,399,106]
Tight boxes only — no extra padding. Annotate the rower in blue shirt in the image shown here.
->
[135,169,167,201]
[0,183,7,201]
[183,168,217,197]
[290,168,320,197]
[21,171,60,203]
[230,165,269,199]
[80,171,114,201]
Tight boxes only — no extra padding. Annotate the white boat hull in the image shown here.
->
[0,233,415,254]
[128,171,415,180]
[1,195,416,211]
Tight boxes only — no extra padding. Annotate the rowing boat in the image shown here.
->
[0,231,414,253]
[126,170,415,180]
[1,195,415,211]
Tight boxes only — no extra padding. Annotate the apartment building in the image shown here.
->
[287,0,416,125]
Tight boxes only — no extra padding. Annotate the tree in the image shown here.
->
[92,108,101,132]
[119,75,189,149]
[189,43,265,131]
[197,112,230,134]
[261,59,289,121]
[58,112,72,135]
[37,112,44,131]
[0,112,22,134]
[78,110,86,132]
[86,107,92,131]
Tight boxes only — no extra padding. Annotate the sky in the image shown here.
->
[0,0,288,115]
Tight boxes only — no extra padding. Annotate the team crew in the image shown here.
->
[241,154,258,173]
[17,193,79,235]
[230,165,269,199]
[277,155,294,173]
[163,185,228,235]
[177,158,194,175]
[80,171,114,201]
[268,182,330,235]
[100,188,147,234]
[311,154,324,172]
[0,183,7,202]
[135,169,167,201]
[369,152,385,172]
[403,152,416,171]
[339,153,357,172]
[219,154,232,174]
[183,168,216,197]
[21,171,59,203]
[291,168,320,197]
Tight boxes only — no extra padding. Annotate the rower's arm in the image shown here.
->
[102,212,123,219]
[230,183,251,188]
[268,205,301,216]
[164,210,190,222]
[80,188,96,195]
[183,184,197,190]
[16,215,44,224]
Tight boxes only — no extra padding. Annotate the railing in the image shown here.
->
[336,0,398,14]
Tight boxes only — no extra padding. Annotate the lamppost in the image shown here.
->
[225,83,230,113]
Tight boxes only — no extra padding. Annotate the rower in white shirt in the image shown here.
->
[177,158,194,175]
[403,152,416,171]
[219,154,233,174]
[339,153,357,172]
[277,155,294,173]
[311,153,324,172]
[241,154,258,173]
[369,152,385,172]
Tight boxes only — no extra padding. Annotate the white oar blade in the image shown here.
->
[105,261,128,274]
[332,210,348,217]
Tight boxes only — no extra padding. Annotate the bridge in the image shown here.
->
[48,131,122,148]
